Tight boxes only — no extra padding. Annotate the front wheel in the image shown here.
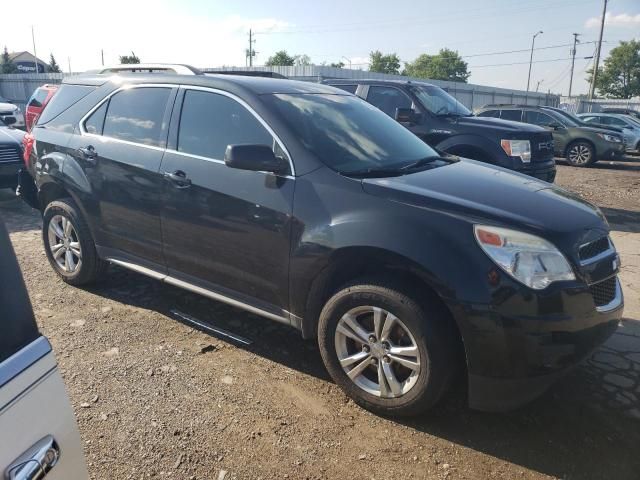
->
[566,141,596,167]
[317,279,458,416]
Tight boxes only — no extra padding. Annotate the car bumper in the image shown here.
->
[451,275,624,412]
[0,161,21,188]
[597,143,625,159]
[517,160,557,183]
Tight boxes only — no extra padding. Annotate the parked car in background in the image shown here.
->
[578,112,640,153]
[25,84,58,131]
[541,106,623,133]
[0,117,25,190]
[601,107,640,121]
[323,79,557,182]
[19,72,623,415]
[0,221,88,479]
[476,105,625,167]
[0,95,25,130]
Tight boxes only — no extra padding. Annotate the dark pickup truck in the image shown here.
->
[323,79,556,182]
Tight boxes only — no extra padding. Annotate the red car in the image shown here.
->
[25,84,58,131]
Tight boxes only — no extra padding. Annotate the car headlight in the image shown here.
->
[474,225,575,289]
[597,133,621,143]
[500,139,531,163]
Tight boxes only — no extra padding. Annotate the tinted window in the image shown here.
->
[28,88,49,108]
[500,110,522,122]
[178,90,274,160]
[605,117,627,127]
[524,111,556,127]
[477,110,500,118]
[581,116,598,124]
[103,87,171,147]
[265,93,439,174]
[367,86,412,117]
[37,85,95,125]
[409,85,471,116]
[84,102,108,135]
[332,84,358,94]
[0,222,39,365]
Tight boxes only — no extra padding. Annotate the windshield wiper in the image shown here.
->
[342,157,440,178]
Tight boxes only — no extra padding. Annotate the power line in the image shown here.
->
[469,57,572,69]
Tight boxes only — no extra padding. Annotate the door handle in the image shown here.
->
[77,145,97,161]
[163,170,192,188]
[5,435,59,480]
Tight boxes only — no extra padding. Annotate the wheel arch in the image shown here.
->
[435,134,506,166]
[563,137,596,158]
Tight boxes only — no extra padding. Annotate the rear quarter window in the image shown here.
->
[37,84,96,126]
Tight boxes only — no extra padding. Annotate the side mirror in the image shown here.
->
[548,122,564,130]
[224,144,288,174]
[395,107,418,124]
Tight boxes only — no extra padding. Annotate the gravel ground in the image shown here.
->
[2,158,640,480]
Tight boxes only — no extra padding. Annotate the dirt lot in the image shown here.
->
[2,158,640,480]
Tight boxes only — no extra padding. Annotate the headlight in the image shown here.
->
[500,139,531,163]
[474,225,575,289]
[597,133,621,143]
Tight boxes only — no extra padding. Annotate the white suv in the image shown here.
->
[0,96,25,129]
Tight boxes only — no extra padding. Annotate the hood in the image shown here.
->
[361,159,606,235]
[0,102,18,112]
[571,125,622,137]
[461,115,546,134]
[0,126,25,145]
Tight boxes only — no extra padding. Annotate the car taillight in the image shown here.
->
[23,133,34,167]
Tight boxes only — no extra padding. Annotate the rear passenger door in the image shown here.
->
[524,110,566,151]
[0,222,88,479]
[159,87,295,316]
[70,85,177,268]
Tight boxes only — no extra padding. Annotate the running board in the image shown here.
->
[105,257,292,326]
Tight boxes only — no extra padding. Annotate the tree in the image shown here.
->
[119,51,140,64]
[48,53,61,73]
[1,46,18,74]
[294,54,312,66]
[369,50,400,74]
[403,48,470,82]
[330,61,345,68]
[587,40,640,98]
[265,50,296,66]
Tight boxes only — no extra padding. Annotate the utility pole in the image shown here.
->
[526,30,543,92]
[589,0,608,99]
[568,33,580,98]
[247,29,256,67]
[101,49,104,66]
[31,26,38,73]
[536,79,544,92]
[67,57,71,74]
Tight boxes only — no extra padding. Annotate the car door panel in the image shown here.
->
[160,88,294,313]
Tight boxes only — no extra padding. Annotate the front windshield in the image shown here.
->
[265,93,440,174]
[409,85,471,117]
[554,109,582,126]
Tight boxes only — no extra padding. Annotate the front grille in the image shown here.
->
[0,110,14,116]
[579,236,610,261]
[0,145,21,164]
[530,133,555,162]
[589,276,617,307]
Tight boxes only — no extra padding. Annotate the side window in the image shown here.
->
[178,90,276,160]
[102,87,171,147]
[366,86,412,118]
[332,84,358,94]
[606,117,626,127]
[582,116,598,124]
[84,102,108,135]
[500,110,523,122]
[28,89,48,108]
[524,111,556,126]
[477,110,499,118]
[36,84,96,125]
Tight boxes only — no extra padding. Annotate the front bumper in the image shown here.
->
[516,160,557,183]
[0,161,21,189]
[452,272,624,411]
[597,143,625,159]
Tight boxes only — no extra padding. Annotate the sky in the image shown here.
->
[2,0,639,96]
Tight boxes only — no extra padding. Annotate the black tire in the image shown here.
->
[42,198,106,285]
[566,140,596,167]
[317,278,458,416]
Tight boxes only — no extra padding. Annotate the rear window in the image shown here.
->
[28,88,49,108]
[37,84,95,125]
[477,110,499,118]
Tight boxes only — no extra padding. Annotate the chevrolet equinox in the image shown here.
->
[19,72,624,415]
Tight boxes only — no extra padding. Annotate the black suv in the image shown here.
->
[477,105,625,167]
[19,73,623,415]
[0,117,25,190]
[324,79,556,182]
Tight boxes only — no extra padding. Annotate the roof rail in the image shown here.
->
[94,64,203,75]
[205,70,288,79]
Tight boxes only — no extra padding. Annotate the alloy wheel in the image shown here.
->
[568,144,592,165]
[48,215,83,273]
[334,306,421,398]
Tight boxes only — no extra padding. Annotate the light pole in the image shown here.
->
[526,30,543,92]
[341,56,352,69]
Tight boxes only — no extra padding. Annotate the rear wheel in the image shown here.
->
[43,198,106,285]
[566,141,596,167]
[317,279,458,416]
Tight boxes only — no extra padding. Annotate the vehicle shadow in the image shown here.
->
[602,206,640,233]
[86,265,640,480]
[556,157,640,172]
[0,189,41,233]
